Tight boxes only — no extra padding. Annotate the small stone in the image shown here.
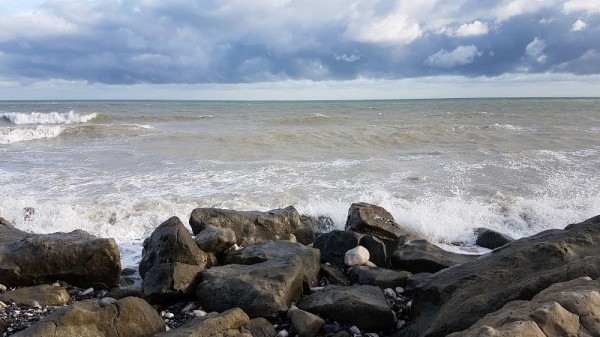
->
[164,312,175,319]
[79,287,94,296]
[383,288,396,298]
[193,309,207,317]
[322,322,343,334]
[0,284,6,292]
[396,320,406,329]
[100,297,118,306]
[52,282,61,287]
[0,300,7,308]
[406,301,412,307]
[349,325,361,336]
[27,301,42,309]
[395,287,404,294]
[289,234,297,243]
[345,246,370,267]
[276,329,289,337]
[181,302,195,312]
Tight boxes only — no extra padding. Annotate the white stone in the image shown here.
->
[28,301,42,309]
[181,302,195,312]
[100,297,118,306]
[407,301,412,307]
[276,329,289,337]
[395,287,405,294]
[193,309,207,317]
[79,287,94,296]
[344,246,370,267]
[384,288,396,298]
[349,325,361,336]
[0,283,7,292]
[0,300,8,309]
[164,312,175,319]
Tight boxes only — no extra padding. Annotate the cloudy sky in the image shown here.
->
[0,0,599,99]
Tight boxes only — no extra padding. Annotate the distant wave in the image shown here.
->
[0,111,98,125]
[0,126,64,144]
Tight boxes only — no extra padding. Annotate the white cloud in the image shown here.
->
[571,19,587,31]
[525,37,547,63]
[425,45,482,68]
[335,53,360,62]
[454,20,489,37]
[348,12,423,45]
[564,0,600,14]
[493,0,560,22]
[0,11,78,42]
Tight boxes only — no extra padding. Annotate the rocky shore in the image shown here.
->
[1,203,599,337]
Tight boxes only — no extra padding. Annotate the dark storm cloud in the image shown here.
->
[0,0,599,85]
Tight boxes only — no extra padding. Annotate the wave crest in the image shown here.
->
[0,111,98,125]
[0,126,64,144]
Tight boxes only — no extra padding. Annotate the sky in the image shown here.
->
[0,0,599,100]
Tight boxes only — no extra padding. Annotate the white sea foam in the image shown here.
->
[0,111,98,125]
[0,125,64,144]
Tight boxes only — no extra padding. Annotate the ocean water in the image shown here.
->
[1,98,599,267]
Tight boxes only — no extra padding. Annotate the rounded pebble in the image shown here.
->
[397,320,406,329]
[395,287,405,294]
[28,301,42,309]
[100,297,118,306]
[193,310,207,317]
[383,288,396,298]
[164,312,175,319]
[276,329,289,337]
[0,283,7,292]
[0,300,7,308]
[407,301,412,307]
[349,325,361,336]
[79,287,94,296]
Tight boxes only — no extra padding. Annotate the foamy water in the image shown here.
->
[1,99,599,268]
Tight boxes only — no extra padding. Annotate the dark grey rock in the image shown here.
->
[247,317,277,337]
[142,262,204,302]
[474,228,514,249]
[359,235,388,267]
[301,215,335,236]
[320,263,349,286]
[348,266,412,289]
[345,202,417,248]
[298,285,396,331]
[313,230,360,268]
[399,215,600,337]
[189,206,314,246]
[0,228,120,288]
[390,240,477,274]
[139,216,207,279]
[223,240,320,287]
[194,225,237,254]
[106,286,143,300]
[197,254,304,318]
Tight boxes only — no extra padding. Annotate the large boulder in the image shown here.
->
[0,284,69,306]
[348,266,412,289]
[359,235,388,267]
[189,206,314,246]
[12,296,165,337]
[298,285,396,331]
[155,307,251,337]
[196,254,304,318]
[139,216,207,279]
[345,203,417,247]
[447,277,600,337]
[400,215,600,337]
[390,240,477,274]
[142,262,204,302]
[223,240,320,287]
[313,230,361,268]
[474,228,514,249]
[0,227,120,288]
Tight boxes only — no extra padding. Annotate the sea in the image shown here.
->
[1,98,599,268]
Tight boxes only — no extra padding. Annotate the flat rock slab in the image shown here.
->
[197,254,304,318]
[0,284,69,306]
[223,240,320,287]
[0,228,120,288]
[390,239,477,274]
[400,215,600,337]
[189,206,314,246]
[155,307,251,337]
[297,285,396,331]
[348,266,412,289]
[11,296,165,337]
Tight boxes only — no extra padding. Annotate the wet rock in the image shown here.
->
[0,285,69,307]
[247,317,277,337]
[194,225,237,255]
[197,254,304,318]
[11,296,165,337]
[359,235,388,267]
[223,240,321,287]
[189,206,314,246]
[390,239,477,274]
[402,215,600,337]
[142,262,204,302]
[155,307,251,337]
[139,216,207,279]
[474,228,514,249]
[313,230,361,268]
[320,263,349,286]
[0,228,120,288]
[348,266,412,289]
[288,306,326,337]
[298,285,396,331]
[301,215,335,236]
